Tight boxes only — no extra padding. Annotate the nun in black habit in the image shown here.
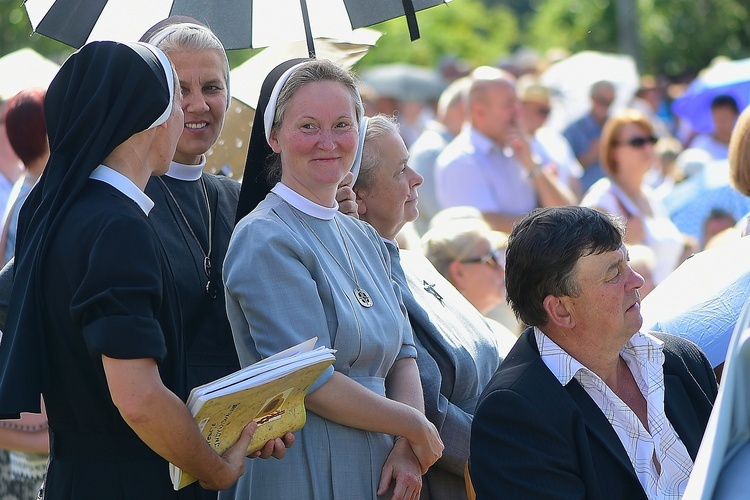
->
[0,41,256,499]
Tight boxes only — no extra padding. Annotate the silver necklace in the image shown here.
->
[158,176,216,298]
[294,211,373,308]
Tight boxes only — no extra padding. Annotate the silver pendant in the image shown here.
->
[354,287,373,308]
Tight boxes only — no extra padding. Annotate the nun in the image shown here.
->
[0,41,258,498]
[222,59,443,500]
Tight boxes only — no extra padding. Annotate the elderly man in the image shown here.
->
[435,67,575,233]
[470,206,717,499]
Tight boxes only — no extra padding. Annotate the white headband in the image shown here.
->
[137,42,175,130]
[263,61,308,145]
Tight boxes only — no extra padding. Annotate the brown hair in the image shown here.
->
[600,108,655,177]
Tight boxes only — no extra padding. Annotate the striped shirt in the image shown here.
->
[535,327,693,499]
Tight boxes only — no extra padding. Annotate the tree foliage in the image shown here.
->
[361,0,518,68]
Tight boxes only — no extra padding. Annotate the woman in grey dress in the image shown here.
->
[353,114,509,499]
[222,60,442,500]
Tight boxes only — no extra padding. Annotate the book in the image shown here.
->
[170,337,335,490]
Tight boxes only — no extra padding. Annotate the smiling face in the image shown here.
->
[169,49,227,165]
[355,130,423,241]
[269,80,359,206]
[560,245,645,347]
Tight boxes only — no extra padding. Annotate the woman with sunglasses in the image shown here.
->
[581,108,686,284]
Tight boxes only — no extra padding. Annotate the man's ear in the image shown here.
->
[543,295,575,329]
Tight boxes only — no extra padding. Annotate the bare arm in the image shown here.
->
[0,408,49,454]
[102,356,256,491]
[482,212,525,233]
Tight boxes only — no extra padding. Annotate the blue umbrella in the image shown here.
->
[672,57,750,134]
[640,235,750,368]
[662,160,750,243]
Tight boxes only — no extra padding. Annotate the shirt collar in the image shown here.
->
[164,156,206,181]
[271,182,339,220]
[535,327,665,386]
[90,165,154,215]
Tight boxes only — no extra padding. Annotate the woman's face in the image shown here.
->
[612,122,655,181]
[270,80,359,205]
[169,49,228,165]
[455,239,506,315]
[355,130,423,241]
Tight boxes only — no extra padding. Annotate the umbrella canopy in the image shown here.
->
[24,0,449,54]
[640,235,750,368]
[0,48,60,100]
[672,58,750,134]
[662,160,750,243]
[540,50,639,132]
[360,63,446,102]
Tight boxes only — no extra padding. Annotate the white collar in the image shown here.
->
[271,182,339,220]
[90,165,155,215]
[164,156,206,182]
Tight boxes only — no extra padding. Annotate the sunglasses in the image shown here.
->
[461,249,506,269]
[619,135,658,148]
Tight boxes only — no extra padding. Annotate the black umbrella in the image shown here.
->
[23,0,450,56]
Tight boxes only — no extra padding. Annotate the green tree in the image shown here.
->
[0,0,73,63]
[361,0,519,69]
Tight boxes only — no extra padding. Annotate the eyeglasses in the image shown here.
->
[536,107,551,117]
[618,135,658,148]
[461,249,505,269]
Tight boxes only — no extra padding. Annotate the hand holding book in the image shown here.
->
[170,337,335,490]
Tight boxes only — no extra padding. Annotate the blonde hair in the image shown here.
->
[421,219,508,281]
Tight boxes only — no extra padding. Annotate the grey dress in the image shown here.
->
[222,190,416,500]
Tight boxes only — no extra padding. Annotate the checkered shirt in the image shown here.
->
[535,327,693,499]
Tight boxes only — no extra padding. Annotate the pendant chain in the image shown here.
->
[293,211,374,307]
[158,176,216,298]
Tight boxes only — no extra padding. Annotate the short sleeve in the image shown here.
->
[71,216,168,361]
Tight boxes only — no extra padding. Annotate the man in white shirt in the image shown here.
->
[435,67,575,233]
[470,206,717,500]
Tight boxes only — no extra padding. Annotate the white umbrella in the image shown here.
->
[540,50,640,131]
[0,48,60,100]
[24,0,448,54]
[640,235,750,368]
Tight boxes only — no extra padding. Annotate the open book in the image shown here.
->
[170,337,336,490]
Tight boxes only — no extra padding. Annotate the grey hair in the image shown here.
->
[266,59,364,184]
[354,114,400,190]
[148,23,230,107]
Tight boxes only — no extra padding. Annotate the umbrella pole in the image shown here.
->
[299,0,316,58]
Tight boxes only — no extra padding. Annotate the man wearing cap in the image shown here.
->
[518,78,584,201]
[435,67,575,234]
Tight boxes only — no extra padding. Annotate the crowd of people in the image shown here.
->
[0,14,747,500]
